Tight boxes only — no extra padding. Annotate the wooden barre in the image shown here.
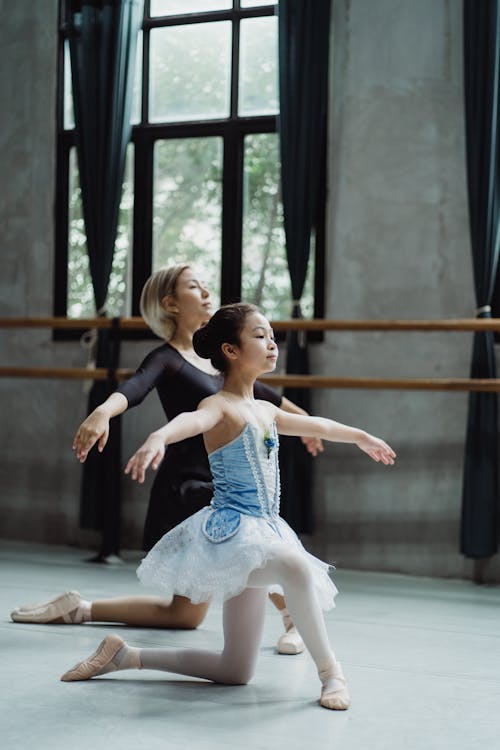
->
[261,376,500,391]
[1,367,500,391]
[0,317,146,330]
[2,317,500,332]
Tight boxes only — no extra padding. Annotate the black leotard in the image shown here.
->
[117,342,281,550]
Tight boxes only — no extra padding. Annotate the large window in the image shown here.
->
[55,0,325,327]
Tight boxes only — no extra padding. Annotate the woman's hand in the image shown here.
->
[357,433,396,465]
[300,435,324,457]
[124,433,166,484]
[72,409,110,463]
[72,394,128,462]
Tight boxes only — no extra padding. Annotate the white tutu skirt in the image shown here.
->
[137,507,338,611]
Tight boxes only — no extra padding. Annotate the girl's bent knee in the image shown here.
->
[223,667,255,686]
[277,553,313,588]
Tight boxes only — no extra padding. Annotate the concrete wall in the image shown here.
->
[310,0,500,582]
[1,0,499,581]
[0,0,154,552]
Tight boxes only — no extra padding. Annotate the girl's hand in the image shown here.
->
[72,409,110,463]
[357,433,396,465]
[124,434,166,483]
[300,435,325,457]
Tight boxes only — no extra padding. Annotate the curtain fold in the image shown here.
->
[67,0,143,557]
[461,0,500,559]
[278,0,331,532]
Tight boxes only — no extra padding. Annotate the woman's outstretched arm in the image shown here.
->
[73,392,129,462]
[73,345,176,462]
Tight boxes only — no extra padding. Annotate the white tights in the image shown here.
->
[138,551,336,685]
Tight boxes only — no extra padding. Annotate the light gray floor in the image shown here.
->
[1,540,499,750]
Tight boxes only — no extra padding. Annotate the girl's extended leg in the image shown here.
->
[61,587,268,686]
[248,554,350,710]
[11,593,209,630]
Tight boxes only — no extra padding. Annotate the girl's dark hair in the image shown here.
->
[193,303,259,373]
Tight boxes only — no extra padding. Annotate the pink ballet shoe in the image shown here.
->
[277,626,305,655]
[11,591,82,623]
[61,634,125,682]
[319,663,350,710]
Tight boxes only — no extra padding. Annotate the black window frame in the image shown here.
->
[54,0,326,341]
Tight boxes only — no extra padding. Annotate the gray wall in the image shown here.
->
[1,0,498,581]
[311,0,500,582]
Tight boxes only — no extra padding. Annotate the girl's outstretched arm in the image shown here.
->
[125,398,224,483]
[279,396,324,456]
[273,409,396,465]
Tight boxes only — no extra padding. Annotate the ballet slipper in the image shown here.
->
[319,663,350,710]
[61,634,127,681]
[277,625,305,655]
[11,591,84,623]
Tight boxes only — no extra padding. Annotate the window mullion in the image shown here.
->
[131,131,154,314]
[141,22,150,124]
[221,130,244,303]
[230,11,240,119]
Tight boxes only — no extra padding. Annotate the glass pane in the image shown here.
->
[67,146,134,318]
[150,22,231,122]
[64,41,75,130]
[239,16,278,116]
[130,30,143,125]
[241,134,314,320]
[241,0,277,6]
[153,138,223,306]
[240,0,278,8]
[150,0,231,16]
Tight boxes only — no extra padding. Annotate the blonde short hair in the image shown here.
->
[140,264,190,340]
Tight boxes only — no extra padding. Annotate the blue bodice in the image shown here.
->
[203,422,280,542]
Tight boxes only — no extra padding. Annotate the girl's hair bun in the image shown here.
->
[192,322,213,359]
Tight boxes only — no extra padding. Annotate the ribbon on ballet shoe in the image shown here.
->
[319,663,351,711]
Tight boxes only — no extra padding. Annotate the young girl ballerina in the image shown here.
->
[60,303,396,710]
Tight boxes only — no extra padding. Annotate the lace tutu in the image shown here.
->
[137,506,338,610]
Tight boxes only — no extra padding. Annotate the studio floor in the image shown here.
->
[0,539,499,750]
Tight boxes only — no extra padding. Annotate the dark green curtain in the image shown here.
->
[461,0,500,559]
[67,0,143,557]
[278,0,331,532]
[79,322,122,557]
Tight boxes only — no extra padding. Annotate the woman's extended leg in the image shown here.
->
[92,595,209,629]
[61,587,268,685]
[11,590,299,651]
[11,593,209,629]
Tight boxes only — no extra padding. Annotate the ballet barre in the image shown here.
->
[1,367,500,391]
[2,317,500,391]
[2,316,500,331]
